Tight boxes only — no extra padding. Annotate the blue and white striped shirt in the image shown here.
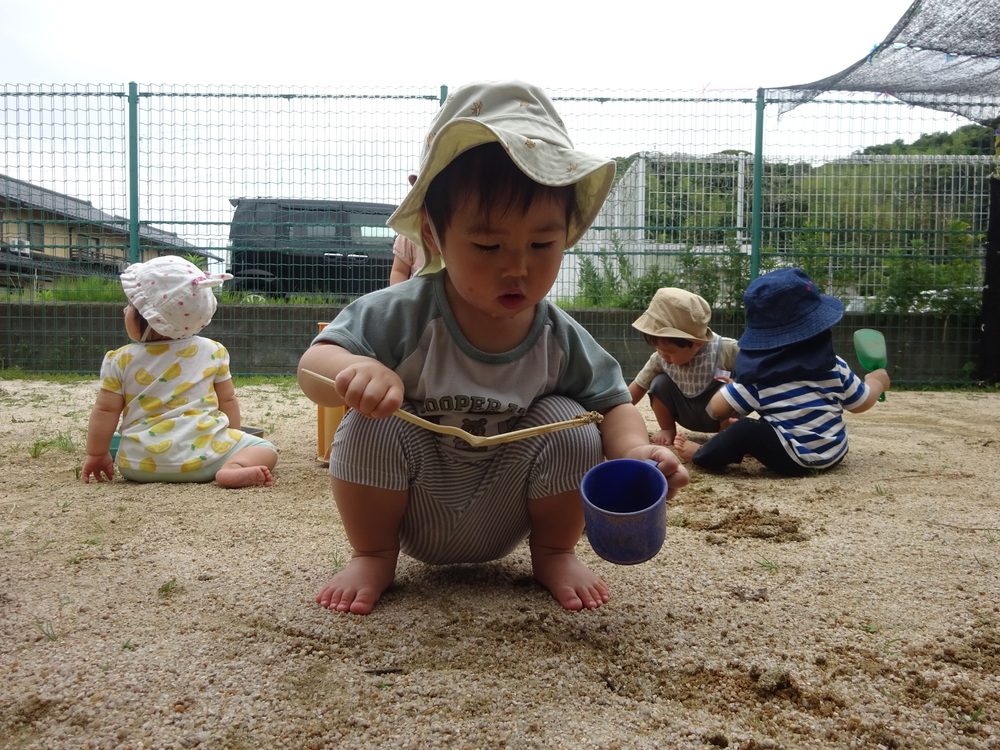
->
[720,357,869,468]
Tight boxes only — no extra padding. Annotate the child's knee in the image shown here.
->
[524,394,588,424]
[522,397,600,454]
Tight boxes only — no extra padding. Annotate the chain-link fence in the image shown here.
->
[1,84,992,383]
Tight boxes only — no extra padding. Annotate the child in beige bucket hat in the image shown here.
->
[300,80,688,616]
[82,256,278,488]
[629,287,740,445]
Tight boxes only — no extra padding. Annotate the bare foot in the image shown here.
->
[650,428,676,446]
[216,466,274,488]
[532,550,610,610]
[672,433,701,462]
[316,554,397,615]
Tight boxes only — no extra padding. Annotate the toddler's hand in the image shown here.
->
[866,368,891,392]
[335,361,405,419]
[627,444,690,501]
[82,453,115,483]
[713,369,732,385]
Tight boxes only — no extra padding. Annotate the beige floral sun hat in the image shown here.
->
[388,80,616,275]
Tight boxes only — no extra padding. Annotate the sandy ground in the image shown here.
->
[1,378,998,750]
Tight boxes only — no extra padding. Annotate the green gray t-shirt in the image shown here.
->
[313,271,630,454]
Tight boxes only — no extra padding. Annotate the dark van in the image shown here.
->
[226,198,398,298]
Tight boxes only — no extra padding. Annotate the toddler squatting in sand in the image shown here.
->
[299,80,689,615]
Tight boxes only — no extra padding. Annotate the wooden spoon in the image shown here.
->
[301,369,603,447]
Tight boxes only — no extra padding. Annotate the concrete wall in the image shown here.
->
[1,302,981,385]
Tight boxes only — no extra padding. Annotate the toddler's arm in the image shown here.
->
[82,388,124,483]
[847,369,891,414]
[389,255,412,285]
[629,352,661,404]
[627,380,648,405]
[215,379,241,429]
[298,342,405,419]
[706,388,738,421]
[598,403,689,500]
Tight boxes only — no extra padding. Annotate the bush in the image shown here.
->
[860,247,982,315]
[576,239,676,310]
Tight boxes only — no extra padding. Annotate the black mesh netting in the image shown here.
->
[770,0,1000,125]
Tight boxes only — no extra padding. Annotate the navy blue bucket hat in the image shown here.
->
[738,268,844,351]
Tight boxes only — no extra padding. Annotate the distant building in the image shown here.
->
[0,173,214,288]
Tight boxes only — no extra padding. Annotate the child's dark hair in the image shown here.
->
[423,142,577,236]
[644,333,694,349]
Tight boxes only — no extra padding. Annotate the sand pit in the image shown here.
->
[1,378,998,748]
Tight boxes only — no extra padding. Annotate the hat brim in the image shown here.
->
[738,295,844,350]
[388,118,615,273]
[632,312,713,343]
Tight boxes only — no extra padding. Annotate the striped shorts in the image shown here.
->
[327,395,603,565]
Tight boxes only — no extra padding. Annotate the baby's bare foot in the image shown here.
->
[216,466,274,488]
[650,428,676,446]
[532,550,610,611]
[672,433,701,462]
[316,555,397,615]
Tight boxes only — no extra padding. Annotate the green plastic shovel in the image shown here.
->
[853,329,887,402]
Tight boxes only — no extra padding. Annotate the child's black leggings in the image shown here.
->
[691,417,840,476]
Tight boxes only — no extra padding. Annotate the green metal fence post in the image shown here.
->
[750,87,765,280]
[981,176,1000,384]
[439,85,448,106]
[127,82,140,264]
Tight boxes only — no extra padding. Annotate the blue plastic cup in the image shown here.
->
[581,458,668,565]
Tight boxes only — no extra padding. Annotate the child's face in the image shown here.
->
[123,304,143,342]
[654,338,704,366]
[423,192,567,330]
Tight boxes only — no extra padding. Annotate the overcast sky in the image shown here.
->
[2,0,910,91]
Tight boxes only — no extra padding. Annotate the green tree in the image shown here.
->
[645,153,749,246]
[576,234,677,309]
[672,235,770,310]
[859,124,994,156]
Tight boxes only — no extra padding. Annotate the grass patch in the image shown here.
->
[157,577,180,597]
[0,367,94,384]
[754,556,779,573]
[0,367,300,388]
[35,619,59,641]
[2,366,996,394]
